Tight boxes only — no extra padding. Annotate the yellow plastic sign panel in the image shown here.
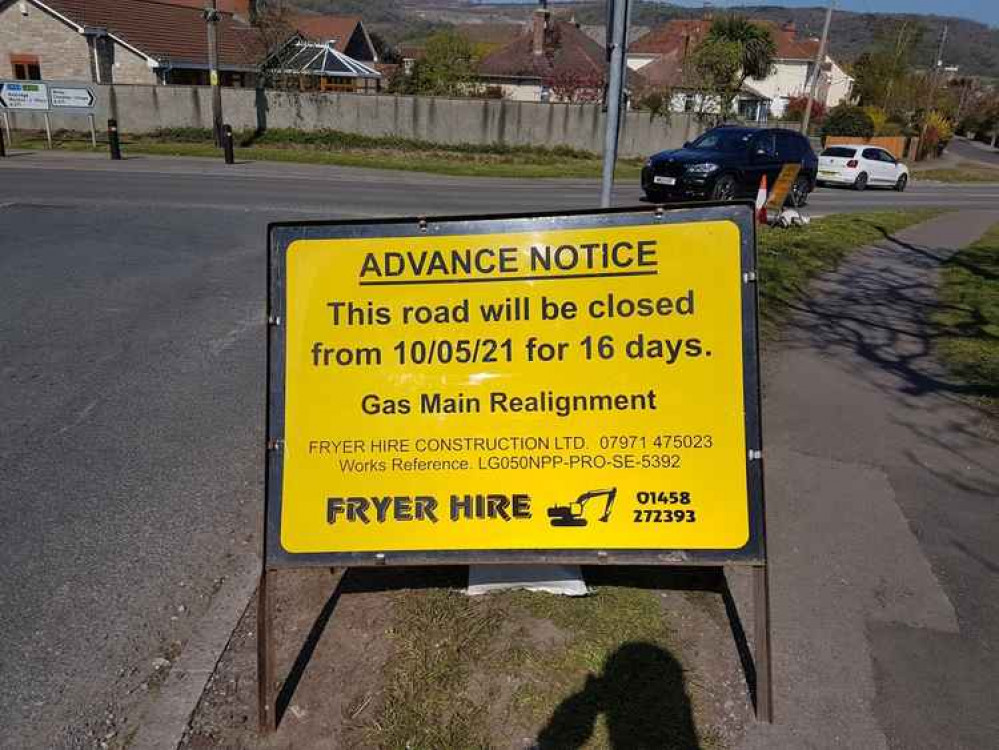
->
[275,213,755,557]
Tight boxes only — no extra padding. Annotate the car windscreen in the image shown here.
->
[689,130,755,152]
[821,147,857,158]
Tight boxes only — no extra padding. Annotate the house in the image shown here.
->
[478,4,640,103]
[289,14,378,65]
[264,14,381,93]
[627,18,853,119]
[0,0,265,86]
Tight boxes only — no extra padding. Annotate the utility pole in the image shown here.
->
[601,0,630,208]
[800,0,833,136]
[204,1,224,145]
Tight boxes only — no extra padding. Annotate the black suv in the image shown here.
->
[642,126,818,206]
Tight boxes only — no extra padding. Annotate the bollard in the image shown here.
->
[107,119,122,161]
[223,124,235,165]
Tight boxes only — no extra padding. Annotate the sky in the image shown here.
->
[667,0,998,27]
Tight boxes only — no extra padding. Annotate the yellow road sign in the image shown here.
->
[765,164,802,212]
[266,207,764,565]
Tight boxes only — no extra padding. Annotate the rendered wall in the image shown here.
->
[4,84,708,158]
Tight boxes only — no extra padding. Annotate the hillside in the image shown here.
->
[303,0,999,77]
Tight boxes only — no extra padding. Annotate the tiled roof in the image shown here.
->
[454,23,526,47]
[290,14,362,53]
[478,19,611,81]
[635,48,686,89]
[629,18,821,62]
[39,0,267,68]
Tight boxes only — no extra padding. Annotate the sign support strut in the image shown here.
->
[257,568,276,733]
[753,563,774,722]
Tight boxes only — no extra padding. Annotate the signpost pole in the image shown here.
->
[43,112,52,149]
[0,122,5,157]
[753,564,774,722]
[2,112,10,147]
[600,0,629,207]
[88,113,97,148]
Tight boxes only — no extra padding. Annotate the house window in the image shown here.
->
[11,55,41,80]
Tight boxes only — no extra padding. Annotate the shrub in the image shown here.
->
[783,95,826,123]
[863,106,888,135]
[821,104,875,138]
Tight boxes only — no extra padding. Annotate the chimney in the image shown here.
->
[533,1,550,56]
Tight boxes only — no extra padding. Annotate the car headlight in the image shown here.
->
[685,162,719,174]
[645,157,654,168]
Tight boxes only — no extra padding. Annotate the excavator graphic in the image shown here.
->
[547,488,617,528]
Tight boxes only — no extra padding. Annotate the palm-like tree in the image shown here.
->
[704,15,777,117]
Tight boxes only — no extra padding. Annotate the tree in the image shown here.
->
[690,15,776,120]
[690,38,742,120]
[369,32,401,64]
[821,104,876,138]
[408,30,479,97]
[850,20,925,116]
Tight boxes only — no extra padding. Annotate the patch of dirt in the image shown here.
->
[182,566,753,749]
[181,567,402,750]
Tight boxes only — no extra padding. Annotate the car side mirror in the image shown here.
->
[683,141,692,148]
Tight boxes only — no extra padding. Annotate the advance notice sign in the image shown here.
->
[266,205,764,566]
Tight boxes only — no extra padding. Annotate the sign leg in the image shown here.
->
[89,114,97,149]
[43,113,52,149]
[753,564,774,723]
[257,568,277,733]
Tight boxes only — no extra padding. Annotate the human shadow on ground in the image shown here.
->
[535,641,700,750]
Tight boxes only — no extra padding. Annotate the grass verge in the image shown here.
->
[932,223,999,410]
[360,574,727,750]
[13,128,644,180]
[757,209,945,332]
[915,160,999,183]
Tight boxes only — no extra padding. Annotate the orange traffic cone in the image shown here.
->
[755,174,769,224]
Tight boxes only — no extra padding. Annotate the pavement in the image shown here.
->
[735,210,999,749]
[0,151,997,748]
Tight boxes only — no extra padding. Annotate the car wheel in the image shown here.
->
[711,174,737,202]
[853,172,869,191]
[788,175,810,207]
[644,189,665,204]
[894,173,908,192]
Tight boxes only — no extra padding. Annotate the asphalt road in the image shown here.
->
[0,151,996,748]
[947,136,999,167]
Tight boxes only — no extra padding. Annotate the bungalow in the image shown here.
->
[477,4,641,103]
[0,0,381,92]
[0,0,265,86]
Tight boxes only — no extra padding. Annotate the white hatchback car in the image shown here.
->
[816,145,910,191]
